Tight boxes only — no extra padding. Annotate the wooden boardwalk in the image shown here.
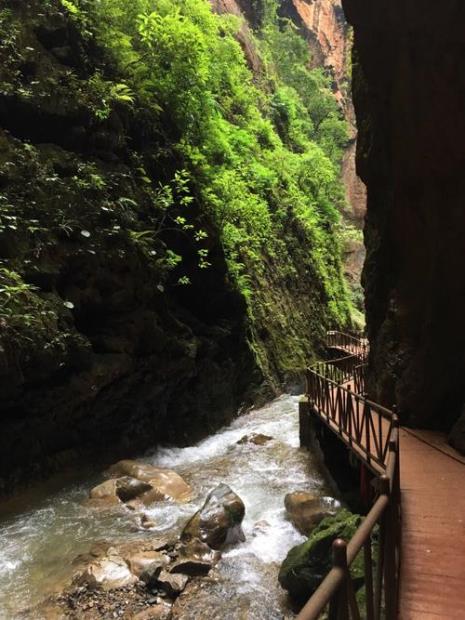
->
[304,340,465,619]
[398,428,465,619]
[300,334,465,619]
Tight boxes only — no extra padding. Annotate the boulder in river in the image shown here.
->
[140,513,157,529]
[90,476,154,503]
[82,495,122,510]
[171,538,220,576]
[126,550,170,578]
[181,483,245,550]
[73,549,138,590]
[148,570,189,596]
[237,433,273,446]
[279,509,363,601]
[108,460,193,503]
[284,492,341,535]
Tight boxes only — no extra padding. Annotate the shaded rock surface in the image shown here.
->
[181,483,245,550]
[126,551,170,579]
[449,411,465,455]
[344,0,465,447]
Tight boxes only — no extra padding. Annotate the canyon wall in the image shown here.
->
[343,0,465,449]
[0,0,350,493]
[278,0,366,299]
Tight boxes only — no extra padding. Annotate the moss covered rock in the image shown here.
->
[279,509,363,601]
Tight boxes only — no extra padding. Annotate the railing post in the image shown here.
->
[379,474,397,620]
[365,401,371,466]
[329,539,349,620]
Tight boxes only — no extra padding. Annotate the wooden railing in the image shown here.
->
[326,330,369,361]
[312,356,367,396]
[307,368,393,475]
[297,333,401,619]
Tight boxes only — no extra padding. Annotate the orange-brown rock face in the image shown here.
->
[280,0,366,226]
[288,0,348,88]
[210,0,367,289]
[278,0,366,293]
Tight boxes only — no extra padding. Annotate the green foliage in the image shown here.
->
[0,0,354,376]
[87,73,135,119]
[279,509,364,601]
[0,265,57,338]
[59,0,351,327]
[259,13,349,164]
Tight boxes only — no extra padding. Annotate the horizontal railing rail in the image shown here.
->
[298,332,400,619]
[306,367,394,474]
[312,354,362,387]
[326,330,369,361]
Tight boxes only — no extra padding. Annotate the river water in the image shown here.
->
[0,395,334,619]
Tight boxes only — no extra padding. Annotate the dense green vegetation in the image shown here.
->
[0,0,353,382]
[76,0,350,312]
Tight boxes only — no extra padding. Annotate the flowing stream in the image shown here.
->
[0,395,334,619]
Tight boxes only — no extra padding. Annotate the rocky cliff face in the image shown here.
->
[280,0,348,90]
[0,0,348,493]
[343,0,465,448]
[277,0,366,302]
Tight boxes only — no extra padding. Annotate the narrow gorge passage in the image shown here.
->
[0,395,335,619]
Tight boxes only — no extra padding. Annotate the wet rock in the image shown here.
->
[89,479,120,500]
[117,537,176,560]
[73,550,138,591]
[140,514,157,529]
[140,563,164,587]
[126,551,170,578]
[176,538,220,565]
[237,433,273,446]
[82,496,122,510]
[252,520,270,536]
[72,541,112,570]
[170,538,220,577]
[279,509,363,601]
[126,499,146,512]
[285,492,341,535]
[170,558,212,577]
[133,601,173,620]
[89,477,154,505]
[181,483,245,550]
[116,477,154,503]
[108,460,193,503]
[154,571,189,597]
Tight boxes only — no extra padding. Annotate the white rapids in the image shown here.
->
[0,394,334,619]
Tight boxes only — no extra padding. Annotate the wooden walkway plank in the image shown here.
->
[398,428,465,619]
